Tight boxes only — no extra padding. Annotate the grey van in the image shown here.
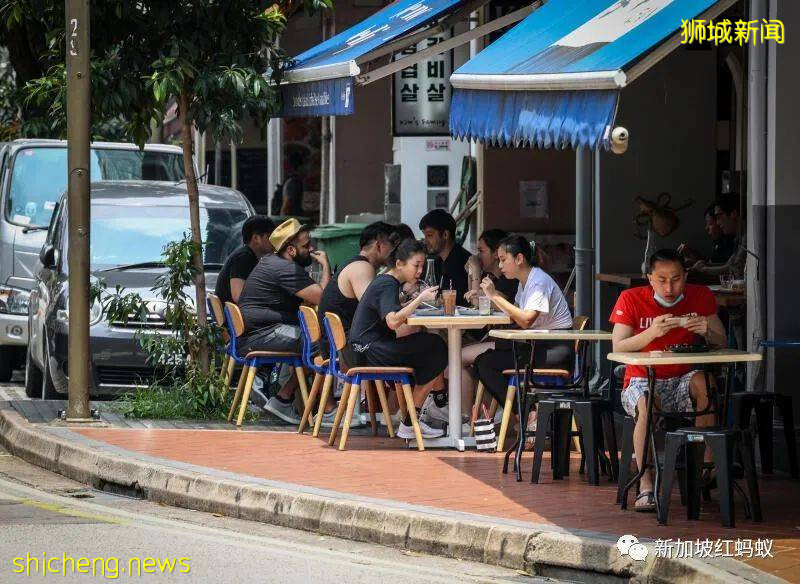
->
[26,181,253,398]
[0,139,186,380]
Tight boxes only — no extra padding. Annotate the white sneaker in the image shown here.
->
[420,394,449,424]
[397,418,445,439]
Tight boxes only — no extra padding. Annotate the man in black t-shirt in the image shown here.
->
[214,215,275,305]
[419,209,473,305]
[237,218,331,423]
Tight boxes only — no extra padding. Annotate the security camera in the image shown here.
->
[610,126,629,155]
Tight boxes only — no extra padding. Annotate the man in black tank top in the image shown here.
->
[318,222,393,363]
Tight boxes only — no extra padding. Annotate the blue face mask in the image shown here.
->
[654,292,685,308]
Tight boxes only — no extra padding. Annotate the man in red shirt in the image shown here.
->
[610,249,726,511]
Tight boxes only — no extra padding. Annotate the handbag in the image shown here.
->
[473,404,497,451]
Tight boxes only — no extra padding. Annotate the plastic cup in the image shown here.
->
[442,290,457,316]
[478,294,491,316]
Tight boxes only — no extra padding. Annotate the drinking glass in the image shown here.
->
[478,294,492,316]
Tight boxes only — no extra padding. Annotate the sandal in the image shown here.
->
[634,490,656,512]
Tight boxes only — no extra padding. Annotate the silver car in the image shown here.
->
[26,180,253,398]
[0,139,187,381]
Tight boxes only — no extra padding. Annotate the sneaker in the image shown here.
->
[420,394,449,424]
[397,418,445,440]
[263,397,301,424]
[249,375,269,409]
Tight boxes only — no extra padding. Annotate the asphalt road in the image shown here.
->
[0,444,561,584]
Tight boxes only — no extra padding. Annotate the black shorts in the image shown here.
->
[353,332,447,386]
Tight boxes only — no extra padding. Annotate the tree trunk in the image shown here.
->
[179,93,210,373]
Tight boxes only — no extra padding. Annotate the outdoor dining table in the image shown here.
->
[489,329,614,481]
[608,349,762,516]
[407,310,510,450]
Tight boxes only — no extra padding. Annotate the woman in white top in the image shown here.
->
[472,235,573,424]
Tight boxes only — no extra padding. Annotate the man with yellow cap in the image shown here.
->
[237,218,331,423]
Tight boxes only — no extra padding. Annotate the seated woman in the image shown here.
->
[349,238,448,440]
[472,235,574,432]
[464,228,519,305]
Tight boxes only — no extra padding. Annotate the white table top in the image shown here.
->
[489,329,612,341]
[607,349,762,366]
[408,311,511,328]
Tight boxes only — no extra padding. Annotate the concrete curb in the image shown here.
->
[0,407,783,584]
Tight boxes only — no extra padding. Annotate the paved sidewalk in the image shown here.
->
[69,426,800,582]
[1,400,797,583]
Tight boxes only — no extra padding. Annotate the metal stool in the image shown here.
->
[733,392,798,478]
[659,426,762,528]
[530,396,617,485]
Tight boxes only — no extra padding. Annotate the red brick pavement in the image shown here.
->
[74,428,800,582]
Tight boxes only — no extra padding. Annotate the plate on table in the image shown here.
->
[414,308,444,317]
[457,307,479,316]
[667,343,711,353]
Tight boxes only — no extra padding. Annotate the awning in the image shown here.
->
[276,0,539,117]
[277,0,473,117]
[450,0,737,149]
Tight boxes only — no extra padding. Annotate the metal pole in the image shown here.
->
[230,140,238,190]
[593,148,603,366]
[65,0,91,420]
[747,0,768,390]
[214,141,222,185]
[575,147,593,320]
[319,14,334,224]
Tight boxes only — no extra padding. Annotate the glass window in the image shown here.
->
[86,204,247,270]
[5,146,185,228]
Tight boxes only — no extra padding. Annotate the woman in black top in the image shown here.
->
[349,239,448,440]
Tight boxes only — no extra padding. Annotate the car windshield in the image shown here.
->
[6,146,185,228]
[88,204,247,271]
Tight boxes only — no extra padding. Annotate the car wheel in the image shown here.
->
[0,347,12,382]
[24,345,43,398]
[41,345,59,400]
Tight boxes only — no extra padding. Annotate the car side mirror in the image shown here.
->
[39,245,58,269]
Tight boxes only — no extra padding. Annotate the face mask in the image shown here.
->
[653,292,684,308]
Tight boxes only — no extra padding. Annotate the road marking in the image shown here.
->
[0,477,536,583]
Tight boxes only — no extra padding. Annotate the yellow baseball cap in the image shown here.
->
[269,218,306,252]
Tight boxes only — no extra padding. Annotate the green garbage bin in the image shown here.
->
[310,223,367,272]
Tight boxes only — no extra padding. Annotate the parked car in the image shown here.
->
[25,180,253,398]
[0,139,188,381]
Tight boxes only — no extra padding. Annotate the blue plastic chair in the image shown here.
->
[297,306,334,437]
[207,293,234,386]
[223,301,308,427]
[322,311,424,451]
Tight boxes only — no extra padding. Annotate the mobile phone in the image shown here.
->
[665,317,689,327]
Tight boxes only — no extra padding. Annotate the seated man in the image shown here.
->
[610,249,726,512]
[214,215,275,305]
[317,221,393,365]
[237,218,331,423]
[691,194,745,278]
[419,209,473,305]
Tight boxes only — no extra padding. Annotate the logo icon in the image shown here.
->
[617,534,649,562]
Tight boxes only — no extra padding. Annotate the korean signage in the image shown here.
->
[392,30,452,136]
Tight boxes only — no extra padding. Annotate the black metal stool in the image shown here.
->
[530,396,617,485]
[659,426,762,528]
[732,392,798,478]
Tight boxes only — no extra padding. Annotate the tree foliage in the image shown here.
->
[3,0,332,371]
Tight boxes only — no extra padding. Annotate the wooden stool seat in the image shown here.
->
[531,368,570,378]
[502,368,525,377]
[346,366,414,375]
[244,350,300,359]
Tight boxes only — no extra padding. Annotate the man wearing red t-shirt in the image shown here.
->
[610,249,726,511]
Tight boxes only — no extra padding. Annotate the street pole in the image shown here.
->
[65,0,91,420]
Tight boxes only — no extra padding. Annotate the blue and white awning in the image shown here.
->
[450,0,736,149]
[277,0,471,117]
